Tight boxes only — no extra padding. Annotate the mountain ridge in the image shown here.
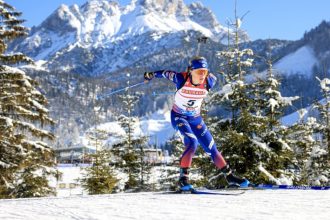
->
[11,0,241,76]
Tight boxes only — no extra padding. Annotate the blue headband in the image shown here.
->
[190,58,208,70]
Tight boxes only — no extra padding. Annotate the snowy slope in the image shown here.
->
[274,46,318,76]
[247,45,318,82]
[281,98,326,126]
[0,190,329,220]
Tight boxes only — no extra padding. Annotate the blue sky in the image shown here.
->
[5,0,330,40]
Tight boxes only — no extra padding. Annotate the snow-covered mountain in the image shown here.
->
[11,0,245,76]
[9,0,330,151]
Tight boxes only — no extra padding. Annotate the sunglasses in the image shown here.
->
[192,69,208,76]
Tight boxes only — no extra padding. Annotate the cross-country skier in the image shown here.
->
[144,56,250,191]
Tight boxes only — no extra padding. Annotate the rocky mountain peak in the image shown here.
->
[135,0,189,16]
[11,0,246,76]
[188,2,222,33]
[40,4,80,35]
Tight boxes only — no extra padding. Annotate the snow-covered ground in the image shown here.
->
[0,190,329,220]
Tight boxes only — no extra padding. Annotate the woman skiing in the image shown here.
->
[144,56,250,191]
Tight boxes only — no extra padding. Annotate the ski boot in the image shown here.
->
[179,167,194,192]
[220,165,250,188]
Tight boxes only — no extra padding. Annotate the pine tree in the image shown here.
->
[80,149,118,195]
[0,1,56,198]
[210,17,262,183]
[287,117,321,185]
[81,114,120,194]
[305,77,330,185]
[136,142,153,191]
[208,16,297,185]
[248,59,298,184]
[159,134,184,191]
[110,87,152,191]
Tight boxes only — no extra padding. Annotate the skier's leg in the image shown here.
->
[191,119,226,169]
[171,113,198,190]
[174,118,198,168]
[192,118,250,187]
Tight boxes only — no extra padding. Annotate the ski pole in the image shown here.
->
[196,36,208,56]
[97,81,147,99]
[152,91,174,96]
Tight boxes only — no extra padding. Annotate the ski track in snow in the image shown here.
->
[0,190,329,220]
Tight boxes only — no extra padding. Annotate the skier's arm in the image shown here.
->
[144,70,183,84]
[207,73,217,90]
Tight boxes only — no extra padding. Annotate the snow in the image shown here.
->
[281,109,306,126]
[0,190,329,220]
[316,77,330,92]
[277,139,292,151]
[281,99,327,126]
[30,100,49,113]
[268,98,279,112]
[0,161,10,168]
[0,65,26,75]
[77,110,175,150]
[274,46,318,76]
[215,83,233,100]
[258,164,292,185]
[116,6,214,40]
[82,121,126,148]
[251,139,271,152]
[21,60,48,72]
[3,117,13,127]
[34,32,76,60]
[140,110,175,146]
[53,165,86,197]
[19,0,232,71]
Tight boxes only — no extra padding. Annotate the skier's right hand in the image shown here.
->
[144,72,154,81]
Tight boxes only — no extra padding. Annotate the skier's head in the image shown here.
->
[189,56,208,71]
[189,57,208,85]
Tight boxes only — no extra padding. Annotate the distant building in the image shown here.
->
[143,148,164,164]
[55,144,171,165]
[54,146,95,164]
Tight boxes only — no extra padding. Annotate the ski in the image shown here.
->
[253,184,330,190]
[192,189,245,195]
[161,189,245,196]
[216,184,330,191]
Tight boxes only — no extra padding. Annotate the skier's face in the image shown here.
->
[191,68,208,84]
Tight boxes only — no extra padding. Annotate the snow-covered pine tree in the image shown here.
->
[287,116,321,185]
[305,77,330,185]
[209,16,297,185]
[249,58,301,184]
[0,1,57,198]
[110,85,152,191]
[209,17,262,183]
[315,77,330,156]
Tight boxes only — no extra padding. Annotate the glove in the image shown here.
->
[144,72,154,81]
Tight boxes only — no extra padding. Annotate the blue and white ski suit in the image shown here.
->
[154,70,227,169]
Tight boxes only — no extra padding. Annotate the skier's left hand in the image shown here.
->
[144,72,154,81]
